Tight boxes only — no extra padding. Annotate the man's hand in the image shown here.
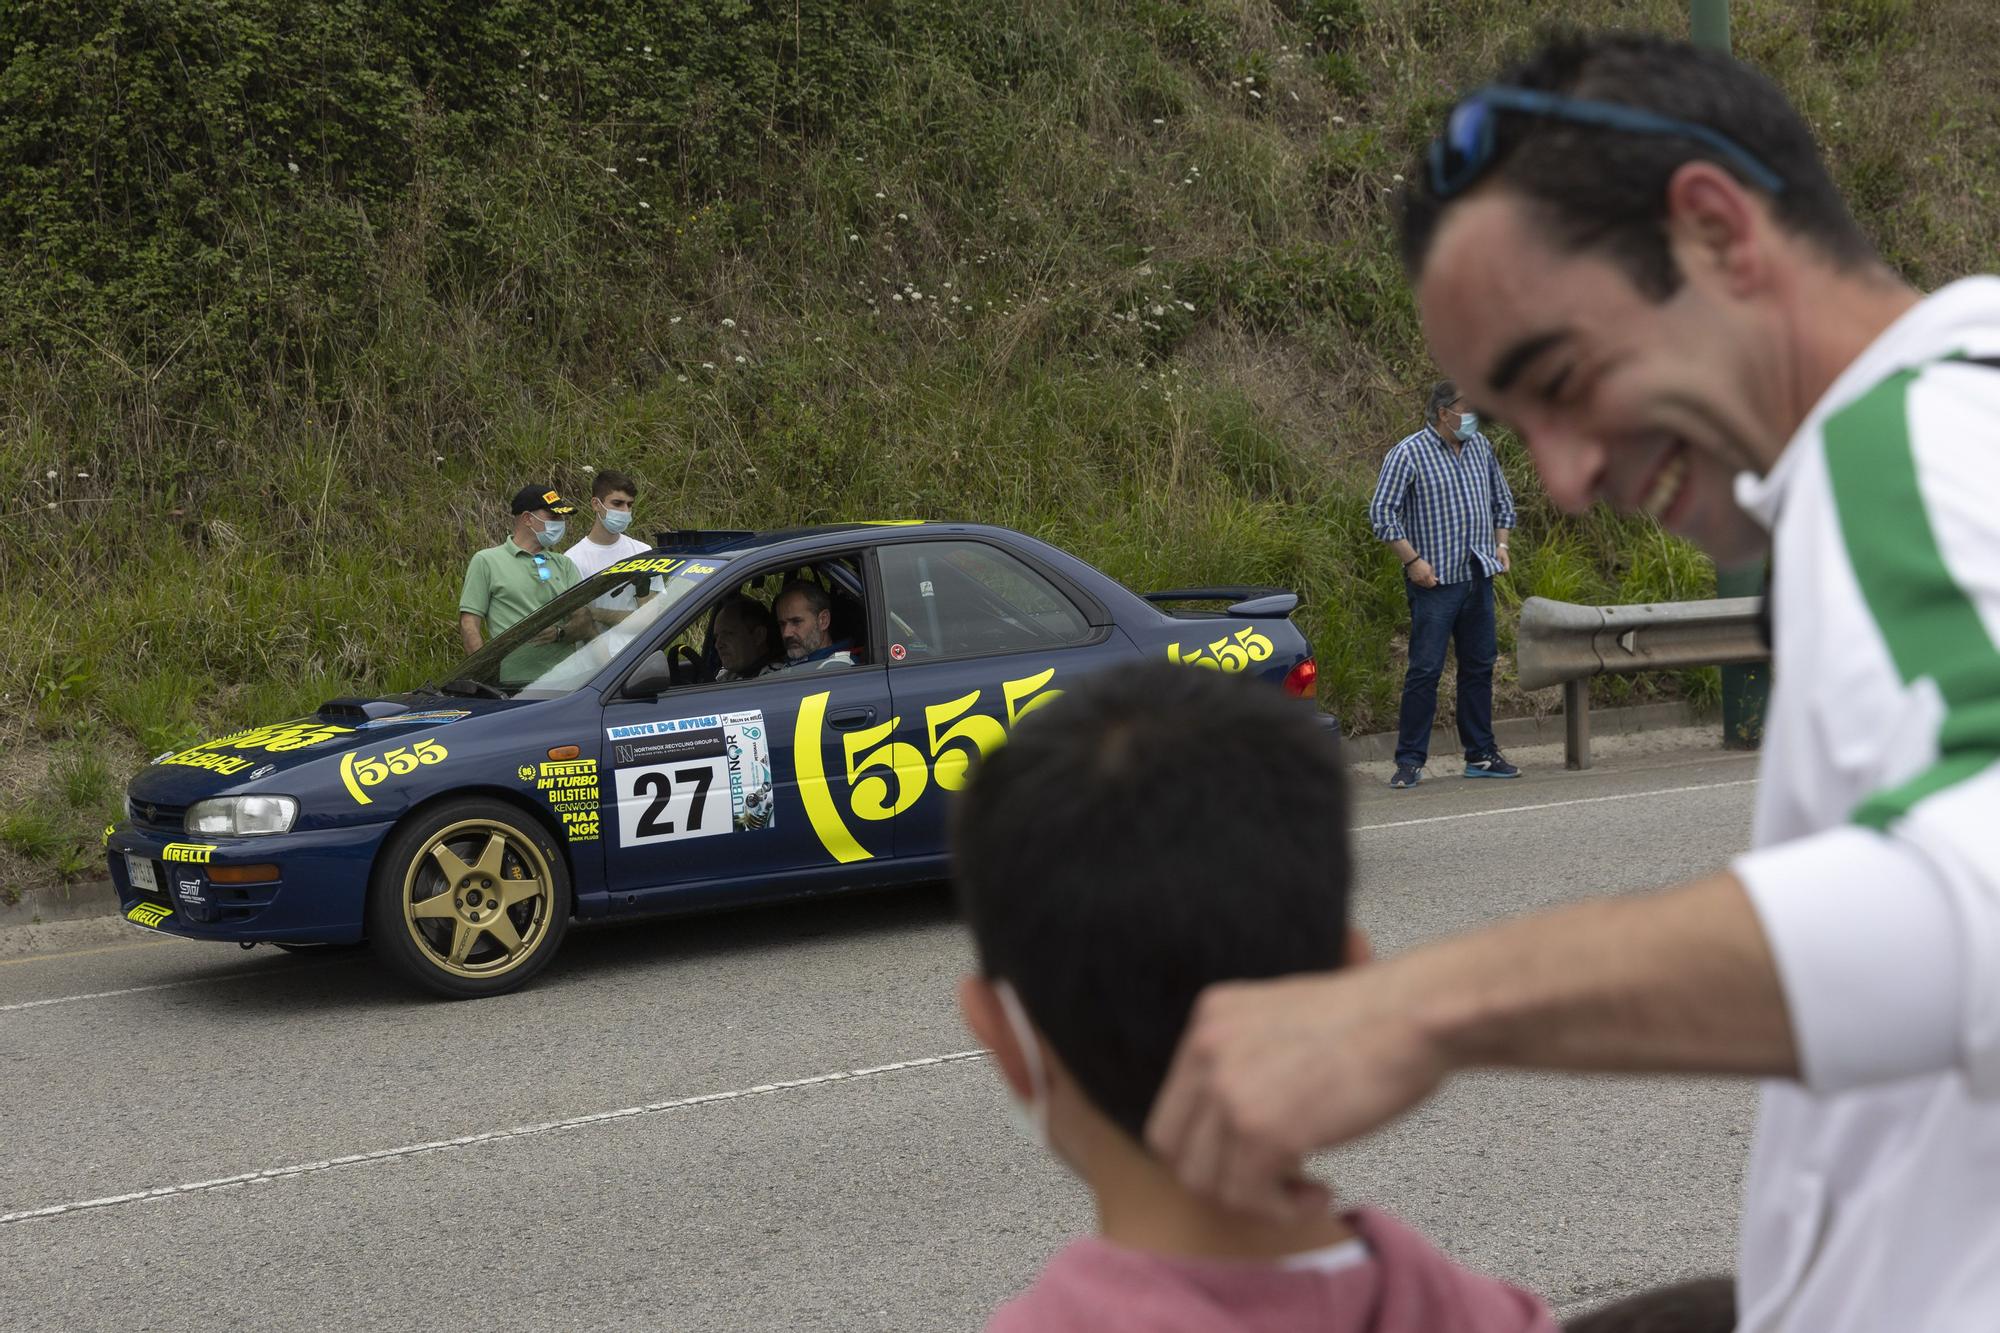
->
[1146,966,1447,1222]
[1406,558,1440,588]
[1146,876,1797,1221]
[1495,546,1511,574]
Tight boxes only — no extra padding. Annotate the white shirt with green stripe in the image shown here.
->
[1732,277,2000,1332]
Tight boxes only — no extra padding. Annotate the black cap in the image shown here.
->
[510,485,577,516]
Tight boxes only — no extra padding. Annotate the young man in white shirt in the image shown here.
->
[1143,32,2000,1333]
[565,469,650,579]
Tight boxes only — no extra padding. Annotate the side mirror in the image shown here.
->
[621,650,673,700]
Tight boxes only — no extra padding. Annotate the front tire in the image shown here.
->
[367,798,572,999]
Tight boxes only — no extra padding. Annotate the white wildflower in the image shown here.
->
[1245,75,1255,85]
[44,469,56,479]
[606,166,617,174]
[1392,173,1404,182]
[721,318,736,328]
[643,44,652,52]
[874,191,886,198]
[1290,91,1300,103]
[892,293,904,301]
[1249,90,1262,100]
[287,161,300,174]
[636,156,648,162]
[734,355,746,364]
[1151,118,1165,125]
[897,212,909,220]
[583,464,596,473]
[1180,300,1196,311]
[433,455,445,464]
[46,502,56,510]
[1333,115,1345,124]
[847,233,859,242]
[76,471,89,478]
[677,374,688,382]
[701,361,716,370]
[539,94,549,102]
[639,201,651,209]
[670,316,682,324]
[1150,304,1166,317]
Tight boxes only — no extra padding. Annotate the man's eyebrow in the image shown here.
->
[1486,330,1572,394]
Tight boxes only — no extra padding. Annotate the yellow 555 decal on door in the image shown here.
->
[797,668,1061,864]
[1167,627,1274,673]
[340,739,449,805]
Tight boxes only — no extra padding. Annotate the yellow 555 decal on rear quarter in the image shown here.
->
[340,739,449,805]
[1167,627,1274,673]
[797,668,1061,864]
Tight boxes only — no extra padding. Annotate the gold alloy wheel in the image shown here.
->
[400,819,555,980]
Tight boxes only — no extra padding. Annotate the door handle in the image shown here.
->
[826,706,877,731]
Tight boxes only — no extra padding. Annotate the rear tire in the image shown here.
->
[367,797,572,999]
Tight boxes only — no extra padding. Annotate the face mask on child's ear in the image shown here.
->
[994,980,1051,1154]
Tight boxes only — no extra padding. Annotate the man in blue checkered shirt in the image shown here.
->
[1369,381,1521,787]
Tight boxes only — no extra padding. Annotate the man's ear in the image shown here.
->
[959,975,1035,1101]
[1343,926,1373,968]
[1664,159,1767,298]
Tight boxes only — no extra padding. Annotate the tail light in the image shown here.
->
[1282,658,1318,698]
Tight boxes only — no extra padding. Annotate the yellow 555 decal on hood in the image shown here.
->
[798,668,1060,864]
[159,721,356,776]
[340,739,449,805]
[1167,627,1274,673]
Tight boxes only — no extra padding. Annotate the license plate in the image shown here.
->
[125,855,158,894]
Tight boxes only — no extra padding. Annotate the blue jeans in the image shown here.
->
[1395,572,1497,769]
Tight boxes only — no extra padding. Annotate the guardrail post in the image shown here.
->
[1564,680,1592,771]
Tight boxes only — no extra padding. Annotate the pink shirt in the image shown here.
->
[987,1208,1557,1333]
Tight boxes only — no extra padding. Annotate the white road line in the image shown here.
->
[1355,777,1757,833]
[0,1049,992,1227]
[0,961,331,1015]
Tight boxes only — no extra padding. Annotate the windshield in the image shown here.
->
[446,556,727,697]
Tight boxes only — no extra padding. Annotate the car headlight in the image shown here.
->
[185,796,298,837]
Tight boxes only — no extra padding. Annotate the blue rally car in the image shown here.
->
[108,523,1325,997]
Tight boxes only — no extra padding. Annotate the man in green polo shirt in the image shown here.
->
[458,485,581,653]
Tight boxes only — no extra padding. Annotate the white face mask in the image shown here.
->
[1458,411,1480,437]
[601,508,633,536]
[535,519,566,549]
[994,980,1051,1153]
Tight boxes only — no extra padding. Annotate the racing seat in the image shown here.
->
[829,588,868,665]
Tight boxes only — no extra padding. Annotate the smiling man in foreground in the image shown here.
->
[1146,32,2000,1333]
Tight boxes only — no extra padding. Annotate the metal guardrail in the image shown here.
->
[1515,596,1769,769]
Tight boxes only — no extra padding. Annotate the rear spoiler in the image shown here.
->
[1143,587,1300,618]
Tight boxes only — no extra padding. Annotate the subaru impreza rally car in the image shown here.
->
[107,523,1326,997]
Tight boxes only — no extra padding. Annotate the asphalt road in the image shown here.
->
[0,732,1762,1330]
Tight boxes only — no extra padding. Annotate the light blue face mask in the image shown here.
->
[536,519,567,549]
[601,508,633,536]
[1458,411,1480,437]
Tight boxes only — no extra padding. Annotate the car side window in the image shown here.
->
[635,556,871,690]
[878,541,1091,662]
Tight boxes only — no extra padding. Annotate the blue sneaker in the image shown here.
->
[1464,750,1521,779]
[1389,764,1423,789]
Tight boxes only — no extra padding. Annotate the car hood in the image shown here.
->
[124,696,511,806]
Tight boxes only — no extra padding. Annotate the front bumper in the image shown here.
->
[104,820,391,944]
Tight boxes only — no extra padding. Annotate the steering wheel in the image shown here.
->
[670,643,708,687]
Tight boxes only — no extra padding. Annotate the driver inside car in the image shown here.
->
[712,593,781,682]
[773,580,856,672]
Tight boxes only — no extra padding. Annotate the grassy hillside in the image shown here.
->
[3,0,1996,888]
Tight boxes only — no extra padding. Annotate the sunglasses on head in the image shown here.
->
[1427,85,1787,200]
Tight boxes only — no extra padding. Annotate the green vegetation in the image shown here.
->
[3,0,1995,883]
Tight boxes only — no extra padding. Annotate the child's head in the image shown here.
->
[953,661,1356,1148]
